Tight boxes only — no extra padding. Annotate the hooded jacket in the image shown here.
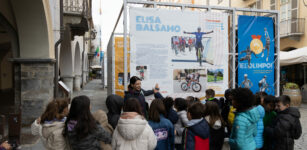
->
[205,116,225,150]
[229,107,260,150]
[264,107,302,150]
[106,94,124,129]
[255,105,265,149]
[183,119,210,150]
[174,110,189,144]
[148,115,174,150]
[124,87,163,118]
[42,121,69,150]
[112,113,157,150]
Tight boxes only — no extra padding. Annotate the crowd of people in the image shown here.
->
[0,76,302,150]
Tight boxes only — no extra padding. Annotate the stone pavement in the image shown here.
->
[20,79,108,150]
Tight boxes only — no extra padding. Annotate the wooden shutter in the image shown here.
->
[291,0,298,33]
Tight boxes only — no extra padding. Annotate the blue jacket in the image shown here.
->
[149,115,174,150]
[183,119,210,150]
[166,108,179,124]
[229,107,260,150]
[255,105,265,149]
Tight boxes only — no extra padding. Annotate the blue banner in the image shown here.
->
[238,16,275,95]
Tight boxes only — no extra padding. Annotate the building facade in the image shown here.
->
[0,0,95,140]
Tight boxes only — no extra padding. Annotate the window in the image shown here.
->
[244,0,261,16]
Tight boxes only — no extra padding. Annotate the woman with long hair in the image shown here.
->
[63,95,111,150]
[112,98,157,150]
[148,99,174,150]
[124,76,163,118]
[203,101,225,150]
[31,98,69,150]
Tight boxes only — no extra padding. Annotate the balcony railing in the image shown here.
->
[280,18,305,38]
[63,0,86,15]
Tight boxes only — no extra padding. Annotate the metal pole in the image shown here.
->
[232,9,236,89]
[276,12,280,96]
[54,0,64,98]
[123,0,128,91]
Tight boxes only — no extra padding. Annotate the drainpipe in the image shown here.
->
[54,0,64,98]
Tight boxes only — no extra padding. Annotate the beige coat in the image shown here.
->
[41,121,69,150]
[93,110,114,150]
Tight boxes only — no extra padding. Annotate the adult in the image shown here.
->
[124,76,163,118]
[183,27,213,60]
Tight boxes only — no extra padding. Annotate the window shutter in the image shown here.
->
[291,0,298,33]
[256,0,262,9]
[270,0,276,10]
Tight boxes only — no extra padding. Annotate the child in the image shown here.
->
[183,102,210,150]
[262,95,277,150]
[174,98,189,150]
[203,101,225,150]
[163,97,179,124]
[254,93,265,149]
[148,99,174,150]
[186,96,200,108]
[112,98,157,150]
[264,95,302,150]
[0,141,11,150]
[31,98,70,150]
[106,94,124,129]
[63,95,112,150]
[229,88,260,150]
[205,89,220,108]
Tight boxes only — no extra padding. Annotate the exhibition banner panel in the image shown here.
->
[238,16,275,95]
[130,7,229,98]
[115,37,130,97]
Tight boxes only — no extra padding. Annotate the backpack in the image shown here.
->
[290,117,302,139]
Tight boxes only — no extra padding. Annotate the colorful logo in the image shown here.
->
[250,35,263,54]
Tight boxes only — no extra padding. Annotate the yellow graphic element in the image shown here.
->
[115,37,130,97]
[250,38,263,54]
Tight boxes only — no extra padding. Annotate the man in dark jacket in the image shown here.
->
[106,94,124,129]
[264,95,302,150]
[124,76,163,118]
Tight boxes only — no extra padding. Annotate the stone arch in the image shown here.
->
[73,42,81,91]
[11,0,54,58]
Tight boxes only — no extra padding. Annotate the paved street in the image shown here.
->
[20,79,307,150]
[20,79,108,150]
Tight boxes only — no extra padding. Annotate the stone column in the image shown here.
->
[62,76,74,93]
[14,59,55,125]
[73,75,81,91]
[82,70,88,86]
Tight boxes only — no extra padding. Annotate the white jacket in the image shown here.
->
[112,114,157,150]
[31,120,69,150]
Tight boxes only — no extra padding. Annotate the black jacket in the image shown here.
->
[124,88,163,118]
[66,123,112,150]
[106,94,124,129]
[264,107,302,150]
